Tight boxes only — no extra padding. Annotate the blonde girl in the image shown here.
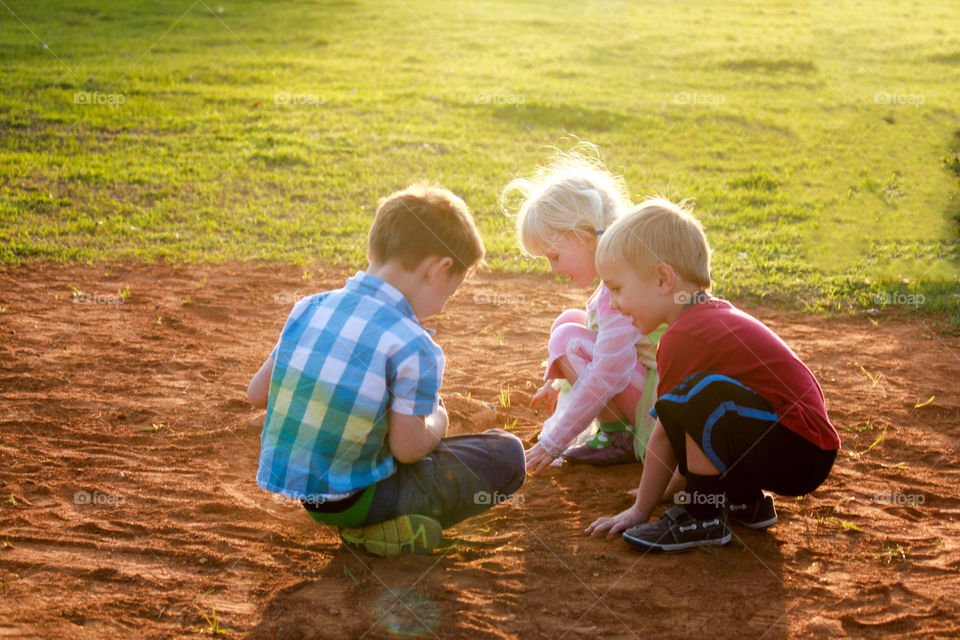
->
[503,149,661,474]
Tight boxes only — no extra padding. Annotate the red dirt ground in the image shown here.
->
[1,263,958,639]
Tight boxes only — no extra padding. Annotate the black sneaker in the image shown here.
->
[562,431,638,467]
[727,494,778,529]
[622,506,731,552]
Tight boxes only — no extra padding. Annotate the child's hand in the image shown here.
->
[524,442,556,475]
[529,381,560,415]
[585,504,647,538]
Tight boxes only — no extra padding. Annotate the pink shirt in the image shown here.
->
[538,286,648,455]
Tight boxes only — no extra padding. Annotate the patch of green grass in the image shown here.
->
[0,0,958,315]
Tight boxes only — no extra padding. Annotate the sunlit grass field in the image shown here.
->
[1,0,958,314]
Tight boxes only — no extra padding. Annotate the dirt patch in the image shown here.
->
[0,262,958,639]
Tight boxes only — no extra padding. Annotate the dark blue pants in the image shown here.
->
[654,372,836,502]
[305,429,526,529]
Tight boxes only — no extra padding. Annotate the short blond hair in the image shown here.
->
[597,197,711,288]
[501,145,631,255]
[368,184,484,274]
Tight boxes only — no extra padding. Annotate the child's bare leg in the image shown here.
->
[681,432,726,520]
[684,433,720,475]
[631,467,686,502]
[555,355,636,465]
[554,355,625,422]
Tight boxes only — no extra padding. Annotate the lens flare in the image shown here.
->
[372,587,440,636]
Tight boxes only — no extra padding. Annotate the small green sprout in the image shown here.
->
[824,516,862,532]
[498,385,511,409]
[859,365,880,387]
[200,606,229,634]
[874,544,910,564]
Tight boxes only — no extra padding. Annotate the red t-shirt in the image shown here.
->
[657,298,840,450]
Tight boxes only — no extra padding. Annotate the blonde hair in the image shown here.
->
[501,144,631,256]
[369,183,484,274]
[597,197,711,288]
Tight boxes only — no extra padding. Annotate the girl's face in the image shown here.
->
[542,233,598,288]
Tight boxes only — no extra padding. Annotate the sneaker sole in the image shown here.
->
[340,514,442,557]
[730,514,778,530]
[622,529,732,553]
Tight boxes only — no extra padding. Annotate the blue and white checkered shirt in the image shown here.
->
[256,271,444,500]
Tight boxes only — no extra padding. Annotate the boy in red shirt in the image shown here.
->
[586,198,839,551]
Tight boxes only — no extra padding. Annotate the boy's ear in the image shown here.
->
[655,263,677,292]
[425,255,455,283]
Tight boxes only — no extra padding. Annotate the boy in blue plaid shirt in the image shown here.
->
[247,184,525,556]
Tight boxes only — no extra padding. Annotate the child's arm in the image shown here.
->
[524,441,557,475]
[585,420,677,538]
[388,404,448,464]
[247,356,275,409]
[529,381,560,414]
[537,310,639,455]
